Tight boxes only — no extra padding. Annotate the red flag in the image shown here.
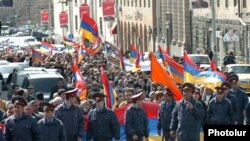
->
[150,53,183,101]
[210,58,217,71]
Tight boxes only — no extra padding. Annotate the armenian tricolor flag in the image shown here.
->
[159,47,184,84]
[80,14,99,42]
[101,68,118,109]
[32,48,44,63]
[63,36,76,46]
[183,52,226,90]
[72,63,88,100]
[40,41,57,51]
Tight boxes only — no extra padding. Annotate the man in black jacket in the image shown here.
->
[87,92,120,141]
[125,92,149,141]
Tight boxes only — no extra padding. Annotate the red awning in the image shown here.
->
[110,24,117,34]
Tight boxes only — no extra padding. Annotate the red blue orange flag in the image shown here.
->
[72,63,88,100]
[129,44,137,64]
[183,52,226,90]
[76,45,86,64]
[63,36,76,46]
[150,53,183,101]
[159,47,184,84]
[158,46,167,67]
[41,41,57,51]
[31,48,44,63]
[101,68,117,109]
[82,36,103,54]
[80,14,99,42]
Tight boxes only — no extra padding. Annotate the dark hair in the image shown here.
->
[17,89,24,96]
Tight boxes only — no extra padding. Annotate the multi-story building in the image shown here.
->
[117,0,157,53]
[53,0,115,43]
[0,0,50,27]
[192,0,250,62]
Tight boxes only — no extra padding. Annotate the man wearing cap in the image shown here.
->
[170,82,204,141]
[228,76,248,125]
[221,82,239,124]
[86,92,120,141]
[55,88,84,141]
[125,92,149,141]
[4,96,42,141]
[157,89,176,141]
[207,86,234,125]
[38,102,67,141]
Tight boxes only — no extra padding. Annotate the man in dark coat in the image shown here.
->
[228,76,248,125]
[221,82,239,124]
[86,92,120,141]
[55,88,84,141]
[4,96,42,141]
[170,82,204,141]
[207,87,234,125]
[38,102,67,141]
[157,89,176,141]
[125,92,149,141]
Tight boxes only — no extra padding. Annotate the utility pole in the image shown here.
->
[48,0,52,35]
[211,0,217,63]
[28,0,31,35]
[156,0,161,50]
[68,0,74,34]
[115,0,121,49]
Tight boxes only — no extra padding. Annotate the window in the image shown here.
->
[234,0,237,7]
[217,0,220,7]
[120,0,122,5]
[243,0,247,8]
[131,0,133,6]
[144,0,146,7]
[84,0,87,3]
[127,0,129,6]
[139,0,141,7]
[75,15,78,30]
[99,0,102,7]
[148,0,150,7]
[225,0,228,7]
[75,0,78,6]
[99,17,103,33]
[135,0,137,7]
[124,0,126,6]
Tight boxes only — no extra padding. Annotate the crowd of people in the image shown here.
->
[0,49,250,141]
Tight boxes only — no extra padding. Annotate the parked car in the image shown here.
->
[0,64,20,90]
[21,73,65,101]
[224,64,250,95]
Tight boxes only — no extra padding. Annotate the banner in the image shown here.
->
[40,9,49,24]
[79,3,90,19]
[59,11,68,27]
[102,0,115,17]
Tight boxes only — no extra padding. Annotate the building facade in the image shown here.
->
[192,0,250,63]
[0,0,50,27]
[117,0,157,53]
[159,0,192,56]
[53,0,115,43]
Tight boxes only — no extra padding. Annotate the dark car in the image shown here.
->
[22,73,65,101]
[32,31,49,41]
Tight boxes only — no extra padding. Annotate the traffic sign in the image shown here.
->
[69,34,74,39]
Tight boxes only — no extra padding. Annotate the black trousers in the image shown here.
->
[163,129,175,141]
